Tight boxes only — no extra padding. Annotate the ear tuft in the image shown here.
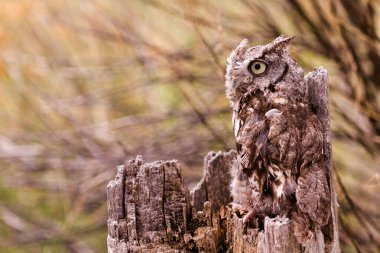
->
[226,39,249,78]
[238,38,249,48]
[266,35,294,54]
[273,35,294,44]
[227,39,249,65]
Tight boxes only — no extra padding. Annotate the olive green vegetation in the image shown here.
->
[0,1,379,252]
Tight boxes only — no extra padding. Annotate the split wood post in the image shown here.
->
[106,67,340,252]
[107,156,190,252]
[306,67,340,253]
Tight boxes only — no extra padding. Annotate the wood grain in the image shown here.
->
[106,70,340,252]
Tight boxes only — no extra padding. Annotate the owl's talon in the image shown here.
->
[229,204,256,224]
[229,203,249,213]
[243,210,255,224]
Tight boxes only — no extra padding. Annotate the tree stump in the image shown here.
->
[107,156,190,252]
[106,68,340,252]
[191,150,236,212]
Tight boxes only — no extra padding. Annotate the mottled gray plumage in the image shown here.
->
[226,36,331,244]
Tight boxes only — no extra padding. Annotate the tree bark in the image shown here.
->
[107,156,190,252]
[191,150,236,212]
[106,67,340,252]
[306,67,340,253]
[107,152,339,253]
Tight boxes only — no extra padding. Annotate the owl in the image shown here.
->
[226,36,331,244]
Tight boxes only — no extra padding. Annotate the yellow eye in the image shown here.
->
[249,60,267,75]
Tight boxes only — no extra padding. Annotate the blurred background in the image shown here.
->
[0,0,378,252]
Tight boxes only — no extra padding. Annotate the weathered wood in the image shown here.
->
[107,149,339,252]
[106,70,340,252]
[306,67,340,253]
[225,205,328,253]
[191,150,236,212]
[107,156,190,252]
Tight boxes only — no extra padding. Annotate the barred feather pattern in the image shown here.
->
[226,36,331,245]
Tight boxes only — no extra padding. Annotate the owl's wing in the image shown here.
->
[234,112,266,170]
[296,67,331,226]
[299,115,324,169]
[296,162,331,225]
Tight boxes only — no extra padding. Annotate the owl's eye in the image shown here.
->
[249,60,267,75]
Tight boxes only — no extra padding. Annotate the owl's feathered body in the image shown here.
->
[226,36,331,244]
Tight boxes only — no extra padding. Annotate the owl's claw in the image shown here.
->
[229,202,249,214]
[229,203,255,223]
[242,210,255,224]
[228,202,255,225]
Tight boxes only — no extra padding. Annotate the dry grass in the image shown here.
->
[0,0,379,252]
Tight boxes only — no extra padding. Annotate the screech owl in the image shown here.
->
[226,36,331,244]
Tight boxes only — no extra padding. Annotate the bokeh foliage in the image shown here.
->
[0,0,379,252]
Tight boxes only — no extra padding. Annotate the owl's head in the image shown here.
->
[225,36,305,109]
